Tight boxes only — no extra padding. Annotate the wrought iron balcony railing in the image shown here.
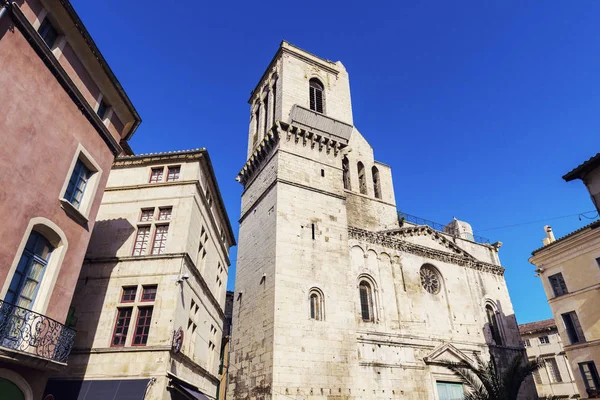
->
[398,211,491,244]
[0,300,75,363]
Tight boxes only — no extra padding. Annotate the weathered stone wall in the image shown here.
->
[230,42,531,400]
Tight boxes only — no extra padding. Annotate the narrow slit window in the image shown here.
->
[359,281,373,322]
[263,92,269,135]
[486,304,503,345]
[309,291,323,321]
[357,162,367,195]
[372,166,381,199]
[342,157,351,190]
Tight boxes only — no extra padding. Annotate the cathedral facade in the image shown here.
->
[229,41,528,400]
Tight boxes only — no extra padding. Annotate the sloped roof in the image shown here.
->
[531,220,600,255]
[519,318,556,334]
[116,148,205,160]
[563,152,600,181]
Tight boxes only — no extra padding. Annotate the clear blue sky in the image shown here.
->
[72,0,600,324]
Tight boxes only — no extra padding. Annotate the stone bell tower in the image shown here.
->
[229,41,365,399]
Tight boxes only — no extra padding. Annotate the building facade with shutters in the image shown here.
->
[0,1,141,398]
[520,319,579,399]
[44,150,235,400]
[530,154,600,399]
[229,41,533,400]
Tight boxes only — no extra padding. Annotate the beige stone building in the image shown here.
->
[530,154,600,399]
[229,41,533,400]
[520,319,578,399]
[44,149,235,400]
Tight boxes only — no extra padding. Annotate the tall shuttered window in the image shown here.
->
[549,273,568,297]
[579,362,600,394]
[562,311,585,344]
[309,78,324,113]
[5,231,53,309]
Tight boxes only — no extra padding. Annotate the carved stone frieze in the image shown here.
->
[349,226,505,276]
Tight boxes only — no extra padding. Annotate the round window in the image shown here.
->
[420,266,441,294]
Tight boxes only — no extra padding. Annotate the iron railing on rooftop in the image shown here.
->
[0,300,75,363]
[398,211,491,244]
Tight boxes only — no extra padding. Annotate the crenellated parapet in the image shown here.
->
[349,226,505,276]
[237,120,348,186]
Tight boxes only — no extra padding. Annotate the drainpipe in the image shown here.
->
[0,2,10,21]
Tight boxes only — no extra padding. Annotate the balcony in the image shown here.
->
[0,300,75,364]
[289,105,353,143]
[398,211,491,244]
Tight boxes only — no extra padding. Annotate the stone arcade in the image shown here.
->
[229,41,531,400]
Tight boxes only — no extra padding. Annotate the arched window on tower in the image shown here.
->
[263,90,269,135]
[357,162,367,195]
[309,288,324,321]
[372,166,381,199]
[342,157,351,190]
[253,103,261,145]
[486,304,503,345]
[309,78,324,113]
[359,280,374,322]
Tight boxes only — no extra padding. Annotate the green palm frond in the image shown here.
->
[439,351,539,400]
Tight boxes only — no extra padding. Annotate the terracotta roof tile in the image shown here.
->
[519,318,556,334]
[531,220,600,255]
[563,152,600,181]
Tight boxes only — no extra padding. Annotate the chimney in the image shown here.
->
[542,225,556,246]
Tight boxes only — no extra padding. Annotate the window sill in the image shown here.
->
[59,198,89,225]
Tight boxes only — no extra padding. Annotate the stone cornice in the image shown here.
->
[237,121,348,186]
[349,227,505,276]
[83,252,225,320]
[112,149,204,168]
[383,225,476,259]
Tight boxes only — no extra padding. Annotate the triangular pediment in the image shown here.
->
[383,226,475,259]
[423,343,475,366]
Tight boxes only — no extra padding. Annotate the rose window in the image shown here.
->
[420,266,441,294]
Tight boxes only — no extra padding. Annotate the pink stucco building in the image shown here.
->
[0,1,141,398]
